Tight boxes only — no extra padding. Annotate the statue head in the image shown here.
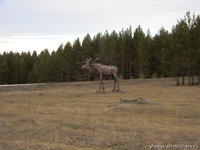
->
[81,58,98,72]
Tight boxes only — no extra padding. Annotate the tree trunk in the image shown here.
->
[87,72,90,81]
[182,76,185,85]
[139,60,144,79]
[188,71,191,86]
[192,75,195,86]
[188,53,191,85]
[130,61,132,79]
[176,77,180,86]
[122,56,124,79]
[68,70,70,82]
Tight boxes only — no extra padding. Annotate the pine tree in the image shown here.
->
[71,38,83,81]
[133,26,146,78]
[64,42,73,82]
[153,28,171,78]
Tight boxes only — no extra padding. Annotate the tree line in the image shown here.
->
[0,12,200,85]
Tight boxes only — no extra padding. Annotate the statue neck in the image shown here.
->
[91,63,101,71]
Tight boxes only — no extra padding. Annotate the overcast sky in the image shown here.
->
[0,0,200,53]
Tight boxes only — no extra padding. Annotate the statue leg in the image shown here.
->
[113,73,120,92]
[112,79,116,92]
[101,80,105,93]
[116,78,121,92]
[96,73,105,93]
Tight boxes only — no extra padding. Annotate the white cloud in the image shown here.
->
[0,34,85,54]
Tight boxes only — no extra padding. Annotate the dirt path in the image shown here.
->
[0,83,46,92]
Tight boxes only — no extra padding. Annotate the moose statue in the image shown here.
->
[81,58,120,93]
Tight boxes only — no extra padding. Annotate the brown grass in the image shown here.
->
[0,78,200,150]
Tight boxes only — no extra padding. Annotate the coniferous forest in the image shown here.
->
[0,12,200,85]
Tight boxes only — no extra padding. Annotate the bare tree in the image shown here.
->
[81,58,121,93]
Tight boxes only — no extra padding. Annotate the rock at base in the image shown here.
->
[120,97,155,104]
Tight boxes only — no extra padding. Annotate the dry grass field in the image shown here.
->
[0,78,200,150]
